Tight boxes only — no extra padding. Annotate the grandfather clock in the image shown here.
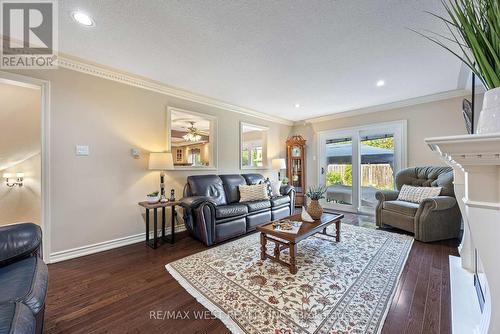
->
[286,135,306,207]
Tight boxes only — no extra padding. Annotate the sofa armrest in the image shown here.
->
[180,196,217,246]
[280,185,295,196]
[375,190,400,202]
[180,196,217,208]
[419,196,457,211]
[0,223,42,267]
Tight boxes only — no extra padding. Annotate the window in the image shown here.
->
[167,107,217,169]
[240,122,268,169]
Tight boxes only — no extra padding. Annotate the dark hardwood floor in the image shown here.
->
[45,212,459,334]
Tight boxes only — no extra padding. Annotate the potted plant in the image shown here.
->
[146,191,160,203]
[281,176,289,185]
[418,0,500,133]
[306,185,327,220]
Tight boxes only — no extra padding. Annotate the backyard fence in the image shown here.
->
[327,164,394,189]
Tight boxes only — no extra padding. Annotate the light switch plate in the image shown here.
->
[76,145,89,156]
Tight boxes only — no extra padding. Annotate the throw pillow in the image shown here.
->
[263,179,273,198]
[270,180,282,197]
[239,184,270,202]
[397,185,442,203]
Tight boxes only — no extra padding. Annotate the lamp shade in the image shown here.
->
[272,158,287,170]
[148,152,174,170]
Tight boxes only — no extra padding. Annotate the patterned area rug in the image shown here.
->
[166,224,413,334]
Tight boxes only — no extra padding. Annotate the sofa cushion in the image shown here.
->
[0,257,48,315]
[383,200,420,216]
[219,175,247,204]
[187,175,227,205]
[242,173,266,185]
[242,200,271,213]
[270,195,290,208]
[0,302,35,334]
[215,204,248,220]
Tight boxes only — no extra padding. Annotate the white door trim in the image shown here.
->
[0,71,51,261]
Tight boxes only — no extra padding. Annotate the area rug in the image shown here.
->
[166,224,413,334]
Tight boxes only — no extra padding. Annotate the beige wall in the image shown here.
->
[0,154,41,226]
[0,82,41,226]
[293,96,481,188]
[8,68,291,254]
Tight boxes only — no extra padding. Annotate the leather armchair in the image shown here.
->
[0,223,48,334]
[181,174,296,246]
[375,167,461,242]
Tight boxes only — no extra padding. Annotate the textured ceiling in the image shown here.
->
[58,0,462,121]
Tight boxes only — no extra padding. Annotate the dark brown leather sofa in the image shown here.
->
[180,173,295,246]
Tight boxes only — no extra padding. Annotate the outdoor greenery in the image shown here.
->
[362,137,394,150]
[306,185,327,200]
[326,165,352,186]
[417,0,500,90]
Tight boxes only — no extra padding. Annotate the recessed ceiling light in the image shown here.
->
[71,11,95,26]
[295,103,301,108]
[376,80,385,87]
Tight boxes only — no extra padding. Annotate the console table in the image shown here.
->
[138,201,180,249]
[426,133,500,334]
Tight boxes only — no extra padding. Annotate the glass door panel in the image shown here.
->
[359,133,395,211]
[321,136,356,212]
[291,158,303,193]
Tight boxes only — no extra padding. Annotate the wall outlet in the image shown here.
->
[75,145,89,156]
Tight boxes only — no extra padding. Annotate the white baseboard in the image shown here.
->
[49,225,186,263]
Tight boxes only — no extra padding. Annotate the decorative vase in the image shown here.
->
[307,200,323,220]
[477,87,500,134]
[146,195,159,204]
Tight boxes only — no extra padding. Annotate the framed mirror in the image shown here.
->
[240,122,268,169]
[167,107,217,169]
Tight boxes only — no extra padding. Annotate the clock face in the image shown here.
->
[291,146,301,157]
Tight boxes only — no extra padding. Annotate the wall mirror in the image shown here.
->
[240,122,268,169]
[167,107,217,169]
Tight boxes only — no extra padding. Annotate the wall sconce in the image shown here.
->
[3,173,24,187]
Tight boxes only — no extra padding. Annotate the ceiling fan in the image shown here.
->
[183,121,202,142]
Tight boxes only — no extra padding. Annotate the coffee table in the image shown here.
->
[256,213,343,274]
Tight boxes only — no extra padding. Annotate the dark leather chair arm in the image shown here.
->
[0,223,42,267]
[280,185,295,196]
[180,196,217,246]
[419,196,457,212]
[375,190,400,202]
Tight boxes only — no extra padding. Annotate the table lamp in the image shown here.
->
[271,158,287,181]
[149,152,174,202]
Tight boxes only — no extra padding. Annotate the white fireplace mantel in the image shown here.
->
[426,133,500,334]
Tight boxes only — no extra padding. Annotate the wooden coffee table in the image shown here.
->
[256,213,343,274]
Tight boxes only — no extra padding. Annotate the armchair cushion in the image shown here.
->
[383,200,420,216]
[0,256,48,315]
[215,204,248,220]
[242,200,271,213]
[270,195,290,208]
[0,223,41,267]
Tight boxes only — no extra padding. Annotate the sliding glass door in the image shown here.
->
[318,121,406,214]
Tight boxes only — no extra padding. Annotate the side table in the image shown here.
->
[138,201,180,249]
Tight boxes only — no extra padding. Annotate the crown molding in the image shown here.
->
[300,89,474,125]
[56,55,293,126]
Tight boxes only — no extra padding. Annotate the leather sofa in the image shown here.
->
[181,173,295,246]
[375,166,462,242]
[0,223,48,334]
